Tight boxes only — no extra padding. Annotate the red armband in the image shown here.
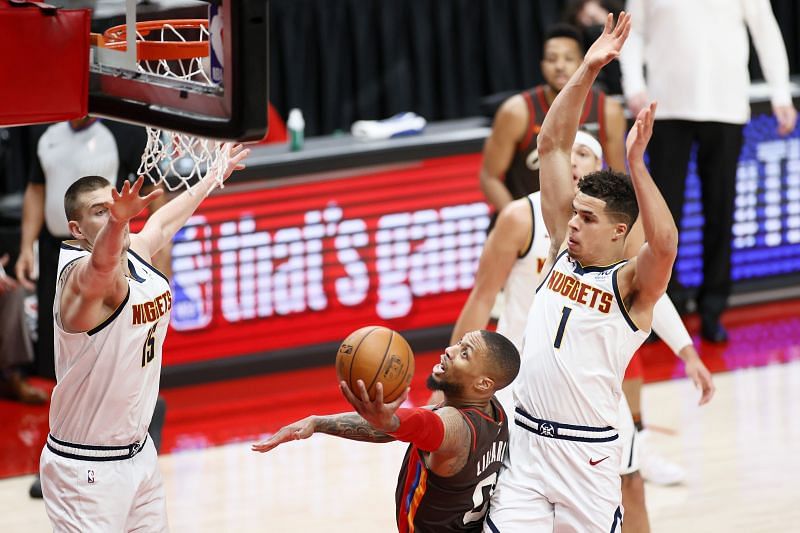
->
[388,408,445,452]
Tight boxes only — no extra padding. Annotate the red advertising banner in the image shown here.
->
[147,153,488,365]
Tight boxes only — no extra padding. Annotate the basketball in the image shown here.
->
[336,326,415,403]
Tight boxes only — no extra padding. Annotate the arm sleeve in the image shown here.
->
[742,0,793,107]
[619,0,648,98]
[651,293,693,355]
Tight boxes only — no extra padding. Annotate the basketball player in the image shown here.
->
[479,23,626,214]
[39,145,249,532]
[447,131,713,532]
[478,22,661,483]
[483,13,677,531]
[253,329,520,532]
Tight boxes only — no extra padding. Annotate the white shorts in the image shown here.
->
[484,409,623,532]
[617,394,640,476]
[40,434,168,533]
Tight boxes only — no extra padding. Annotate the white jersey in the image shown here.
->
[49,242,172,446]
[515,251,649,428]
[496,192,549,351]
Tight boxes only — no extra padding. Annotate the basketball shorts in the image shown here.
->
[484,408,623,533]
[40,434,168,532]
[617,393,640,476]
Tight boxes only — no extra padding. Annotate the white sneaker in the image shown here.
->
[637,430,686,486]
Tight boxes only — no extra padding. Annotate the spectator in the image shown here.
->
[620,0,798,342]
[563,0,624,94]
[0,253,48,404]
[479,23,627,216]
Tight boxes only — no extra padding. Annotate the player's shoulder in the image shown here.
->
[495,93,528,118]
[496,197,534,227]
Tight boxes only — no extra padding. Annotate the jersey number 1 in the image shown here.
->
[142,324,157,367]
[554,306,572,348]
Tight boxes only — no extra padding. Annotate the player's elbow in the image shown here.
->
[649,227,679,260]
[536,131,557,157]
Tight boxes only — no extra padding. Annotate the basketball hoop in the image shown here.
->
[99,19,229,192]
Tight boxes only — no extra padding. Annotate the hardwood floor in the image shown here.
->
[3,361,799,532]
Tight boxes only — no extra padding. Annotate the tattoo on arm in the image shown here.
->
[315,413,395,443]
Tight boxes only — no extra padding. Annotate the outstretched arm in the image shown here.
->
[341,380,472,477]
[450,200,531,345]
[250,413,395,453]
[651,295,715,405]
[61,178,163,332]
[132,144,249,261]
[538,12,631,247]
[624,102,678,308]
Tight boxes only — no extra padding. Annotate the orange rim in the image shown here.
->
[102,19,209,61]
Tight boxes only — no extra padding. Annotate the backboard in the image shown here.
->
[89,0,268,141]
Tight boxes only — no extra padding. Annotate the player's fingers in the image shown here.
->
[356,380,371,404]
[131,175,145,195]
[619,12,631,40]
[339,381,360,406]
[142,188,165,205]
[374,382,384,405]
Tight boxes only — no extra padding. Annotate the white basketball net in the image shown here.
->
[131,22,228,192]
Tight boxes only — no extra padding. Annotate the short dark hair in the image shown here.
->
[577,169,639,231]
[480,330,520,391]
[64,175,112,222]
[543,23,584,54]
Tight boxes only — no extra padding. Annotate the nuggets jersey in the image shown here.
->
[515,251,649,428]
[49,242,172,445]
[504,86,605,200]
[395,399,508,532]
[495,192,548,351]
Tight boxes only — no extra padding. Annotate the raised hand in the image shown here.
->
[216,143,250,185]
[584,11,631,72]
[251,417,317,453]
[339,380,409,433]
[108,176,164,224]
[626,101,658,163]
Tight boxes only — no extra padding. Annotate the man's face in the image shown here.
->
[69,186,130,249]
[541,37,583,93]
[571,143,603,185]
[566,191,625,261]
[428,331,490,396]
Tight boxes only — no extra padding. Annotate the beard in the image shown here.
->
[426,374,463,396]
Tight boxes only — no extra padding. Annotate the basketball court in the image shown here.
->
[2,1,800,532]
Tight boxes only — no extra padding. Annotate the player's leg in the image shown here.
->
[125,437,169,532]
[693,121,744,342]
[550,439,623,532]
[40,446,131,532]
[646,119,695,312]
[484,428,554,532]
[617,394,650,533]
[624,353,685,486]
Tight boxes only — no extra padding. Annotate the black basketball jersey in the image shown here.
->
[504,85,606,200]
[395,398,508,532]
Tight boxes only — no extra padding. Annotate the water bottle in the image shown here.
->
[287,108,305,151]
